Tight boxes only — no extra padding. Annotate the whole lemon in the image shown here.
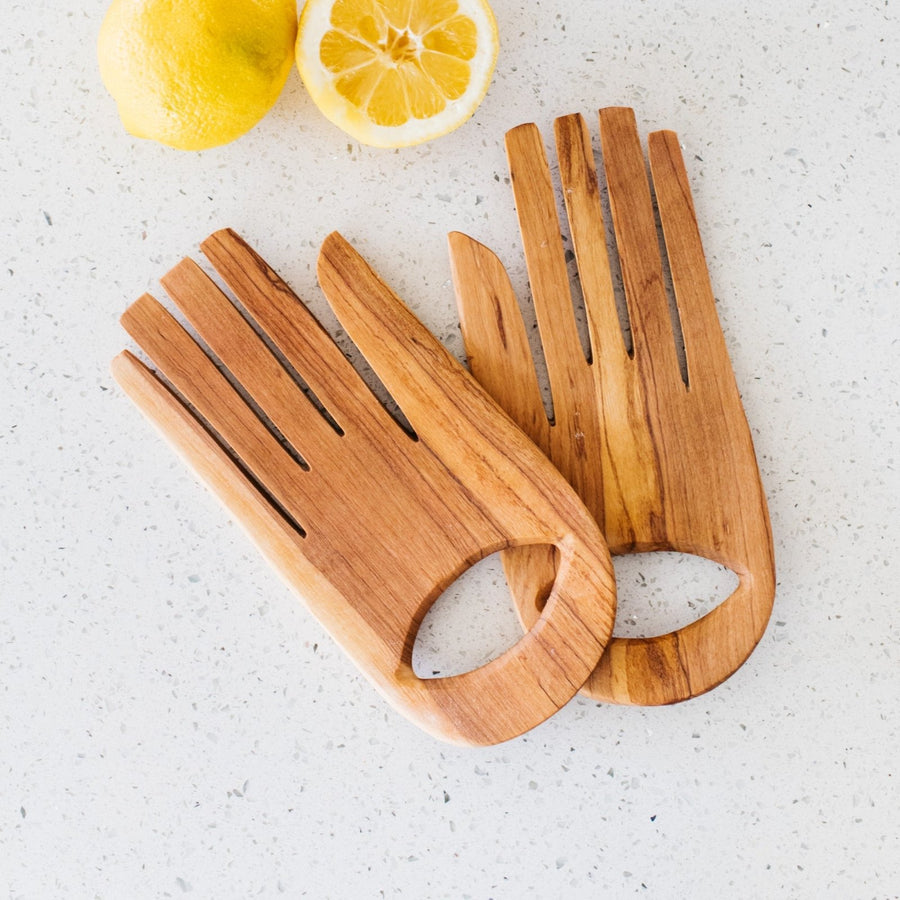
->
[98,0,298,151]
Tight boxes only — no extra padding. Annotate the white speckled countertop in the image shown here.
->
[2,1,899,897]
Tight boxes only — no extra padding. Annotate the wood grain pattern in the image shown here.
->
[112,228,617,745]
[450,107,775,705]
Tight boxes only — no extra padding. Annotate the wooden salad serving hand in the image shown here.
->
[113,229,617,744]
[450,108,775,705]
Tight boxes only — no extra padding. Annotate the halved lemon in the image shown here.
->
[296,0,499,147]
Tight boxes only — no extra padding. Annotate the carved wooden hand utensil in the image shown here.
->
[450,108,775,705]
[112,228,616,745]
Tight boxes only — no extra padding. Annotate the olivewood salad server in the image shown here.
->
[450,108,775,704]
[113,228,617,744]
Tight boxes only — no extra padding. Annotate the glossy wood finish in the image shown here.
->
[112,228,617,745]
[450,107,775,705]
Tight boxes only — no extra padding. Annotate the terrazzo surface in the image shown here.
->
[2,1,898,896]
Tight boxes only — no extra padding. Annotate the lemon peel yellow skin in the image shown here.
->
[296,0,499,148]
[98,0,298,151]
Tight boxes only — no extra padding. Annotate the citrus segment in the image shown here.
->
[296,0,499,147]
